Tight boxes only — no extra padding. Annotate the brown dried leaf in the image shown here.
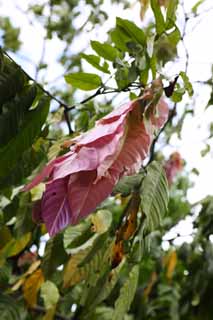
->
[23,268,44,307]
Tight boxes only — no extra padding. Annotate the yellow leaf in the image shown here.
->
[11,278,25,292]
[0,226,12,249]
[143,271,157,299]
[42,306,56,320]
[7,232,32,257]
[25,260,41,276]
[63,249,90,288]
[11,260,41,292]
[23,268,44,307]
[90,210,112,234]
[165,250,177,280]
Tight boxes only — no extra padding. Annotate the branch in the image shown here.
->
[147,103,177,165]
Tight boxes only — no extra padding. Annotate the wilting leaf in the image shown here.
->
[23,268,44,307]
[90,210,112,234]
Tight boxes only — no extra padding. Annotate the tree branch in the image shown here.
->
[147,103,177,165]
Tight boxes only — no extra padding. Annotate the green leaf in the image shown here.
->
[166,0,178,30]
[140,161,169,231]
[115,67,129,90]
[113,173,144,197]
[42,233,68,279]
[65,72,102,90]
[167,25,181,46]
[172,86,185,102]
[110,28,131,52]
[63,220,93,254]
[0,294,21,320]
[112,265,139,320]
[0,84,37,147]
[116,17,146,46]
[81,53,110,74]
[0,138,46,190]
[91,41,119,61]
[0,56,26,106]
[180,71,194,96]
[41,281,60,309]
[0,96,50,179]
[192,0,204,14]
[150,0,165,35]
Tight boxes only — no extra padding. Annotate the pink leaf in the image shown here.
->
[23,151,73,191]
[41,177,71,236]
[68,170,115,224]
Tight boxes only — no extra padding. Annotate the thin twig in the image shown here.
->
[147,103,177,165]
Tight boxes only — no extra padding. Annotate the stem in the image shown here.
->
[147,103,177,165]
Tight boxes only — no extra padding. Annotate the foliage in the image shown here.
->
[0,0,212,319]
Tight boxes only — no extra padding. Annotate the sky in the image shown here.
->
[1,0,213,246]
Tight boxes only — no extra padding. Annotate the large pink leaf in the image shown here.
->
[23,151,73,191]
[41,177,71,236]
[53,126,125,180]
[68,170,115,224]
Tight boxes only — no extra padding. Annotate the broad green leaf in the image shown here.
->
[140,161,169,231]
[166,0,178,30]
[0,233,31,264]
[63,220,93,254]
[150,0,165,35]
[63,247,92,288]
[81,53,110,73]
[115,67,129,90]
[0,84,37,147]
[41,281,60,309]
[110,27,131,52]
[0,141,45,190]
[116,17,146,46]
[65,72,102,90]
[112,265,139,320]
[0,96,50,179]
[42,233,68,279]
[0,294,21,320]
[172,86,185,102]
[14,193,34,236]
[180,71,194,96]
[91,41,119,61]
[64,234,111,290]
[0,55,26,105]
[113,173,144,197]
